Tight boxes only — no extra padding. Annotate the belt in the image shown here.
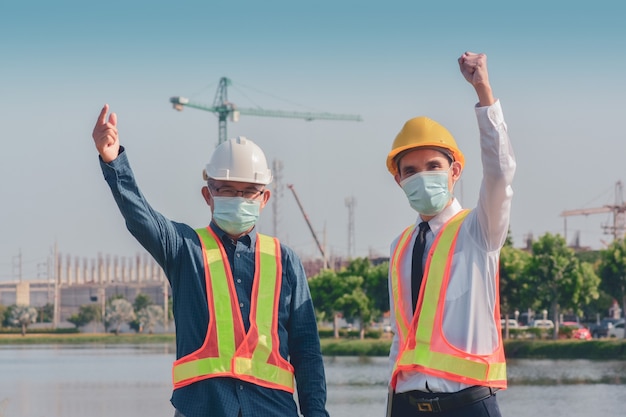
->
[403,385,499,413]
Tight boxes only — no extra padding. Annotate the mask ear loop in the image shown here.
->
[449,161,462,193]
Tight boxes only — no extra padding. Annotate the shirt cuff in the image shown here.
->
[99,146,128,179]
[475,100,505,128]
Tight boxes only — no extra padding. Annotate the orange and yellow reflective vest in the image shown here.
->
[172,227,295,392]
[390,210,507,389]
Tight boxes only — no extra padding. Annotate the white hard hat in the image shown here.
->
[203,136,272,185]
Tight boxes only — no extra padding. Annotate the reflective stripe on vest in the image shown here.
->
[172,227,295,392]
[390,210,507,389]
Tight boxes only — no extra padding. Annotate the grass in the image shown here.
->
[320,337,626,359]
[3,332,626,360]
[0,332,175,345]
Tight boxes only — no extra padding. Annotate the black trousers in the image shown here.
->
[390,390,502,417]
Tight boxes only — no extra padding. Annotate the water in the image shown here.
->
[2,344,626,417]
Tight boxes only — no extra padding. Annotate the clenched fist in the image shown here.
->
[458,52,494,107]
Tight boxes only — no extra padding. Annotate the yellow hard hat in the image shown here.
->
[386,116,465,176]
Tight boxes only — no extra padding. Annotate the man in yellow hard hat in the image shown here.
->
[91,113,330,417]
[385,52,516,417]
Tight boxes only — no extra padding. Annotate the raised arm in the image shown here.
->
[459,52,516,250]
[92,104,120,163]
[90,104,192,275]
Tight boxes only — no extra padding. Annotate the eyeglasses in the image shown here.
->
[211,186,265,199]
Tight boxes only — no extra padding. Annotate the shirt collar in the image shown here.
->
[209,221,255,248]
[418,198,462,236]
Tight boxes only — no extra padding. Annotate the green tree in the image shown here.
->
[136,305,165,334]
[105,298,135,335]
[583,289,615,322]
[0,304,7,327]
[67,304,102,332]
[343,257,390,318]
[525,233,600,339]
[335,282,371,339]
[133,293,152,312]
[309,258,389,340]
[309,269,355,338]
[599,238,626,338]
[499,245,531,337]
[576,262,602,316]
[9,305,38,336]
[130,293,153,332]
[39,303,54,323]
[362,261,390,316]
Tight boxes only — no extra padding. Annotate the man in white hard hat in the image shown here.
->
[384,52,516,416]
[92,109,330,417]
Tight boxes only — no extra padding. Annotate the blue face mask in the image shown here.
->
[400,170,452,216]
[211,196,261,235]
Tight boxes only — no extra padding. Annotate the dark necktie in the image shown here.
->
[411,221,430,313]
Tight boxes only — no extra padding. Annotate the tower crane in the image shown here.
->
[170,77,363,146]
[560,180,626,244]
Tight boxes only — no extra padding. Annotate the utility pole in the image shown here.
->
[272,159,284,237]
[345,196,356,259]
[52,242,60,329]
[12,250,22,282]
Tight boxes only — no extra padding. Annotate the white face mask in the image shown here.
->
[211,196,261,235]
[400,169,452,216]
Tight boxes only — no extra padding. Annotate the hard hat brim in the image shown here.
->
[386,143,465,176]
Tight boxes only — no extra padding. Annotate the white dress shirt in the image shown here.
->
[388,100,516,394]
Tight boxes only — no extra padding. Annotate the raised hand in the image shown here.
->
[458,52,494,106]
[92,104,120,163]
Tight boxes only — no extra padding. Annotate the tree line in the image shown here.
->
[309,232,626,340]
[0,293,172,336]
[3,232,625,340]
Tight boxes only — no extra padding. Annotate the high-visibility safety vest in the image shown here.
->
[172,227,295,392]
[390,210,507,390]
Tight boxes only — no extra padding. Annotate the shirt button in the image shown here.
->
[240,303,244,308]
[239,385,244,390]
[237,279,241,283]
[236,253,241,258]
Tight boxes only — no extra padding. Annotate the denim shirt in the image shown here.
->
[100,148,329,417]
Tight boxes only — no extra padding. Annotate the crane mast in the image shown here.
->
[171,77,362,263]
[170,76,362,146]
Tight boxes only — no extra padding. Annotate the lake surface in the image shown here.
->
[2,344,626,417]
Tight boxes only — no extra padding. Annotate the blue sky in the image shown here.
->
[1,0,625,280]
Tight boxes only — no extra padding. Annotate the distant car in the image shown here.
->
[500,319,520,329]
[608,319,625,339]
[560,321,592,340]
[590,318,620,338]
[530,319,554,329]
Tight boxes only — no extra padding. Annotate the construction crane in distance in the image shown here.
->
[560,180,626,245]
[170,77,363,146]
[287,184,328,270]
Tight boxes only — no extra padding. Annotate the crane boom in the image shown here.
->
[170,77,362,146]
[560,206,612,217]
[287,184,328,269]
[170,97,362,122]
[560,180,626,243]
